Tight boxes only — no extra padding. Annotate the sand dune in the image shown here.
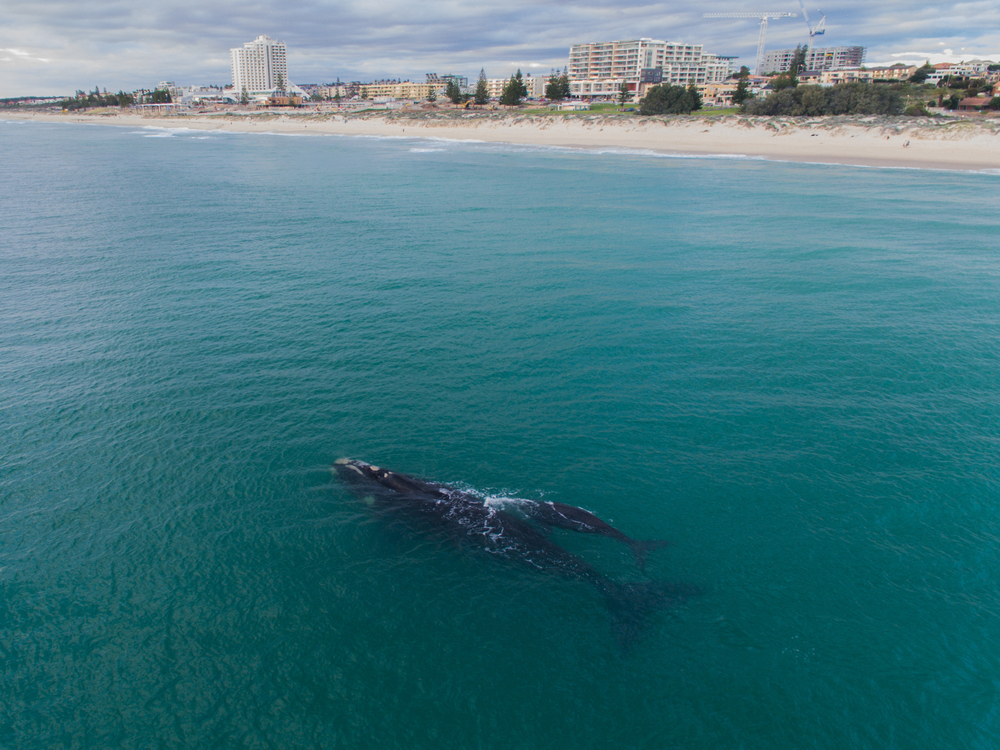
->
[7,109,1000,171]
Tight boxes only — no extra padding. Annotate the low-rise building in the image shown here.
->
[484,74,546,100]
[816,65,917,85]
[957,96,994,111]
[358,80,439,100]
[700,81,738,107]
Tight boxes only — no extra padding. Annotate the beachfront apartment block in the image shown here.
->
[567,38,732,98]
[759,46,866,74]
[231,35,289,94]
[358,80,438,100]
[483,74,547,100]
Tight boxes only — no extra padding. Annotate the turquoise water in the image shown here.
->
[2,119,1000,749]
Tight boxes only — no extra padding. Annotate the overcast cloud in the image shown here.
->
[2,0,999,97]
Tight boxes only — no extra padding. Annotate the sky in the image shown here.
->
[2,0,1000,97]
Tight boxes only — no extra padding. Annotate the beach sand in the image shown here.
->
[6,109,1000,171]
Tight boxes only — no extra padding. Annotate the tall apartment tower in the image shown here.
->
[231,35,288,93]
[759,46,866,74]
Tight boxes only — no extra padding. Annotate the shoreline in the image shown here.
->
[6,109,1000,172]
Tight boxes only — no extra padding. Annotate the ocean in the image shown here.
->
[2,119,999,749]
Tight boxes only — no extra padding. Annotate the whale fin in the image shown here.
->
[601,580,700,652]
[628,539,671,571]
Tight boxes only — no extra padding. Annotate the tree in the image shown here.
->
[514,69,527,99]
[618,80,630,105]
[445,79,462,104]
[474,69,489,104]
[546,72,565,101]
[559,73,571,99]
[790,44,808,77]
[638,84,701,115]
[966,78,986,98]
[732,66,753,107]
[427,86,437,102]
[240,86,249,105]
[769,46,807,93]
[686,83,702,111]
[275,73,286,94]
[909,61,934,84]
[500,71,526,106]
[770,72,796,92]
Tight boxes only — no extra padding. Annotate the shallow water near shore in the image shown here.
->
[3,120,1000,749]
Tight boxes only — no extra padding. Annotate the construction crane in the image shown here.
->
[796,0,826,42]
[703,11,796,76]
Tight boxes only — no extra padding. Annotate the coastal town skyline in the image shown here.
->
[3,0,1000,98]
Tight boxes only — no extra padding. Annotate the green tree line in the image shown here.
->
[56,87,140,110]
[743,83,904,116]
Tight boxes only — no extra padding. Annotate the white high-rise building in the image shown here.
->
[759,46,866,74]
[231,35,288,94]
[568,38,730,90]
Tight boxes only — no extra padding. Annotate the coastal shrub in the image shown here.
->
[638,84,702,115]
[825,83,904,115]
[743,83,904,116]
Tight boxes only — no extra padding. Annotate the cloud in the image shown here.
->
[2,0,999,96]
[0,47,52,65]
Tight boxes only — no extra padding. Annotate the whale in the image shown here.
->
[333,458,695,649]
[520,500,670,571]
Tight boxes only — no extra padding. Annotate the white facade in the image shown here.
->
[231,35,288,94]
[485,74,546,99]
[568,38,730,92]
[569,79,627,98]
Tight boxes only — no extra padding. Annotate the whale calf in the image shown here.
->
[521,500,670,571]
[334,458,694,649]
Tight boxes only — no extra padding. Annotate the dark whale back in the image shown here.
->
[334,458,694,650]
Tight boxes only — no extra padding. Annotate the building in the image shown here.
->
[567,38,732,99]
[925,61,1000,84]
[427,73,469,92]
[700,80,739,107]
[814,65,917,86]
[759,46,866,74]
[484,73,546,100]
[231,35,289,94]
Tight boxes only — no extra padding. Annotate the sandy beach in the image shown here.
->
[6,108,1000,171]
